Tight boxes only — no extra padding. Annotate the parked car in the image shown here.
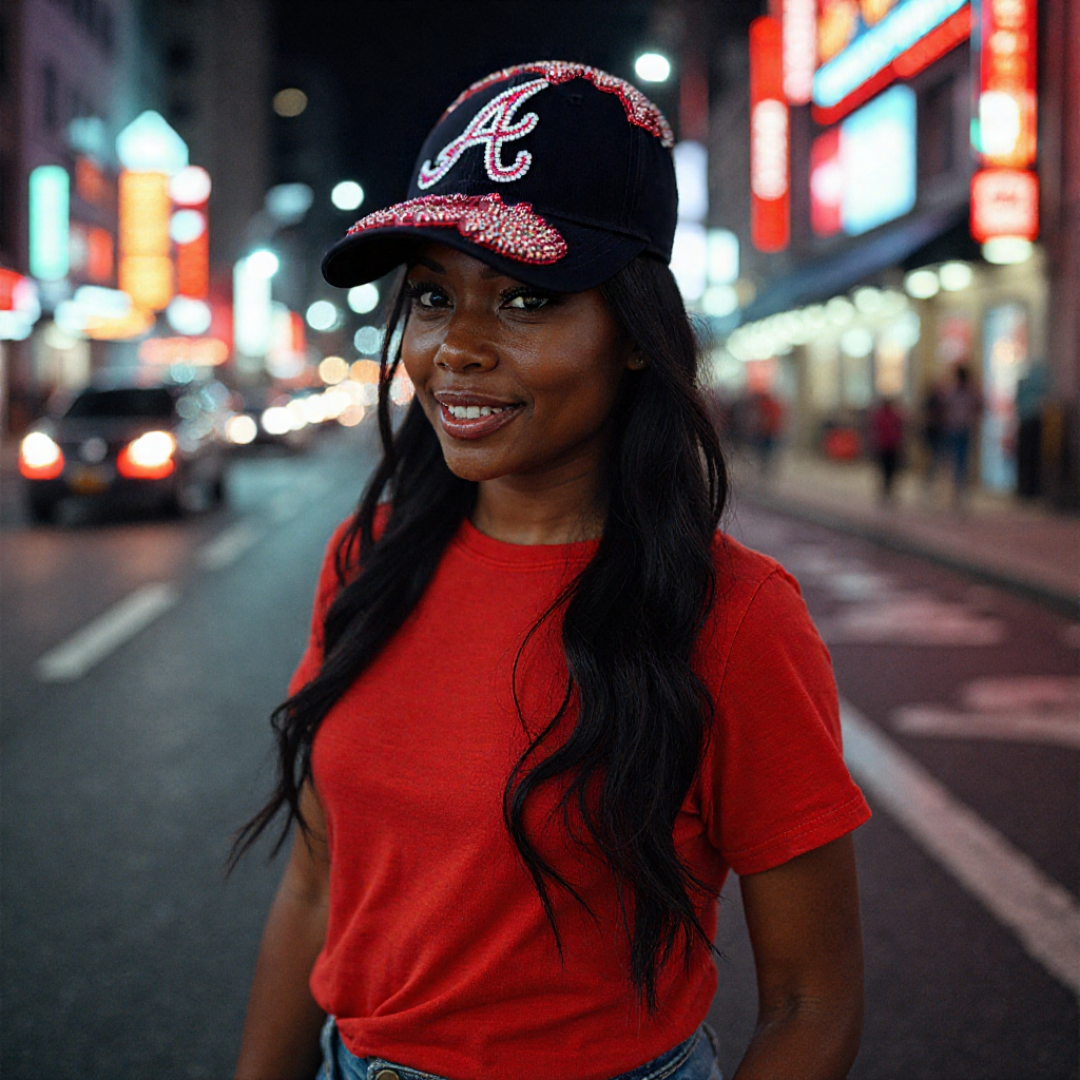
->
[18,380,230,522]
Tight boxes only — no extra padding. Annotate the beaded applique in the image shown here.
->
[418,79,548,190]
[443,61,674,149]
[346,193,568,265]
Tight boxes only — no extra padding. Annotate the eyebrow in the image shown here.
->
[411,255,510,281]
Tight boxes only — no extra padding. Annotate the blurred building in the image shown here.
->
[689,0,1077,505]
[0,0,272,436]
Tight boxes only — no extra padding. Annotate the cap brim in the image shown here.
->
[321,211,647,294]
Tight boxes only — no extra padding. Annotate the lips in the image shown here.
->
[433,390,524,441]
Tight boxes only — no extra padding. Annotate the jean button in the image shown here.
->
[373,1071,400,1080]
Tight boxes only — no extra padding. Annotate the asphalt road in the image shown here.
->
[1,425,1076,1079]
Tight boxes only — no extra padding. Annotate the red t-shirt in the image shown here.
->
[289,514,870,1080]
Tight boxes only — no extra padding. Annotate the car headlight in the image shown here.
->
[19,432,64,479]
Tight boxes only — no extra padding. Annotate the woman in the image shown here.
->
[234,63,870,1080]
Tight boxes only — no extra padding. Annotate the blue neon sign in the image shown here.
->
[813,0,967,109]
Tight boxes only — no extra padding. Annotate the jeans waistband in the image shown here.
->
[318,1016,721,1080]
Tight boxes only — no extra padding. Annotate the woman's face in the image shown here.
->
[400,243,635,498]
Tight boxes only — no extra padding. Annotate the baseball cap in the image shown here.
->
[322,61,677,293]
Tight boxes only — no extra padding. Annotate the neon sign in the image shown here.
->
[811,85,917,236]
[118,170,174,311]
[812,0,971,124]
[783,0,818,104]
[750,16,790,252]
[29,165,70,281]
[970,168,1038,241]
[974,0,1036,168]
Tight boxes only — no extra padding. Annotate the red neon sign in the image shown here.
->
[783,0,818,104]
[970,168,1038,241]
[977,0,1036,168]
[810,127,843,236]
[750,16,790,252]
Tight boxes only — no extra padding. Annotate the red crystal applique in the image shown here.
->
[345,193,568,265]
[443,61,675,149]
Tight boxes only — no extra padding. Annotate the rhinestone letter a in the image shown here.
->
[417,79,549,190]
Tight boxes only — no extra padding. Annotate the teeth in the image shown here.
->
[446,404,508,419]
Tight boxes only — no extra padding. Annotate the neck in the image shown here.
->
[472,470,606,545]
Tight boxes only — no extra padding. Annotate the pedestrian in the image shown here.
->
[750,386,784,478]
[943,364,982,507]
[232,62,869,1080]
[867,396,905,503]
[920,379,947,493]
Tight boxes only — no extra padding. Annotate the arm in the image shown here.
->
[734,834,864,1080]
[235,783,331,1080]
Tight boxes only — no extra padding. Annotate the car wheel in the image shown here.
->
[27,493,58,524]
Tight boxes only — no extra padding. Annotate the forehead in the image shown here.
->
[409,242,531,284]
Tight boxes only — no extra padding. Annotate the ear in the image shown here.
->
[626,351,648,371]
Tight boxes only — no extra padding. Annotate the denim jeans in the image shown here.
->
[318,1015,723,1080]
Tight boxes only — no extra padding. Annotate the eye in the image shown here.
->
[404,280,449,310]
[502,288,552,312]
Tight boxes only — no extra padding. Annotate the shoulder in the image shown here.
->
[698,531,823,687]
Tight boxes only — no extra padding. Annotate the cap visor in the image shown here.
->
[322,212,647,293]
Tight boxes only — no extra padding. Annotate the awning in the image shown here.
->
[741,205,968,322]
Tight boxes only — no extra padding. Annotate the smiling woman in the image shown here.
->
[233,62,870,1080]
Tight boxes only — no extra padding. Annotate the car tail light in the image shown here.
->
[19,432,64,479]
[117,430,176,479]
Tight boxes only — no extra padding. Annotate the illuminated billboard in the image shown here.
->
[750,16,791,252]
[813,0,971,123]
[811,84,917,237]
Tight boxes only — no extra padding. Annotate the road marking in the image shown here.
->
[892,704,1080,749]
[35,583,179,682]
[841,700,1080,995]
[196,522,261,570]
[818,595,1006,645]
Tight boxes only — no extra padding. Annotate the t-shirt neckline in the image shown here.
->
[453,516,600,570]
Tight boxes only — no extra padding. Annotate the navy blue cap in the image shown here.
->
[322,61,677,293]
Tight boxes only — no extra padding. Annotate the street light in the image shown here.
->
[634,52,672,83]
[332,181,365,211]
[247,248,280,278]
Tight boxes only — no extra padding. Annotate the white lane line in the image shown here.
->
[35,583,179,683]
[892,704,1080,749]
[196,522,261,570]
[841,700,1080,995]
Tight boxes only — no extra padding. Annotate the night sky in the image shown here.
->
[269,1,758,217]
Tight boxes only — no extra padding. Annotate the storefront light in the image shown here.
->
[904,268,940,299]
[840,326,874,357]
[852,286,883,314]
[826,296,855,325]
[803,304,827,332]
[938,261,974,291]
[982,237,1033,265]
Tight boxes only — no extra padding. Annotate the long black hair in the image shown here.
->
[232,253,729,1008]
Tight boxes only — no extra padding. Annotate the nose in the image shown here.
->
[433,310,498,373]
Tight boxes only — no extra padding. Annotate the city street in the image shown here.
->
[1,423,1077,1079]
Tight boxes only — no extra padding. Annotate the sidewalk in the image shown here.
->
[729,450,1079,616]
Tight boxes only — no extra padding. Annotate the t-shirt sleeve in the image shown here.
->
[287,518,356,696]
[702,566,870,876]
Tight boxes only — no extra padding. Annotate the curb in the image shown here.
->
[740,490,1080,620]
